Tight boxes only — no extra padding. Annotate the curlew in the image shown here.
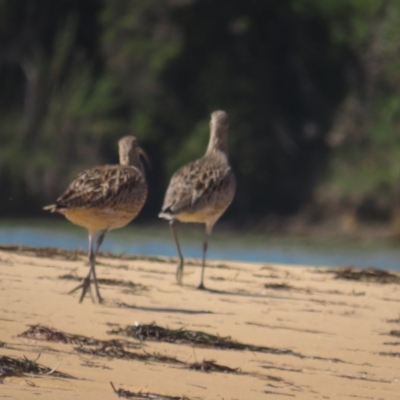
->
[159,110,236,289]
[44,136,149,303]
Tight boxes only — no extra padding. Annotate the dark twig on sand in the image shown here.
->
[110,381,190,399]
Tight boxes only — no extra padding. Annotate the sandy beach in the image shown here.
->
[0,244,399,399]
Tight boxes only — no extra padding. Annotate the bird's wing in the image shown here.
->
[161,158,233,215]
[54,165,145,209]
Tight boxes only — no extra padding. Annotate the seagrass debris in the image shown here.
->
[109,323,303,357]
[18,325,242,374]
[0,355,74,380]
[110,381,190,400]
[59,274,148,291]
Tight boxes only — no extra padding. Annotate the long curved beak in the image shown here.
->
[138,147,152,169]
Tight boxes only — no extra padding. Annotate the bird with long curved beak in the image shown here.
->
[44,136,149,303]
[159,111,236,289]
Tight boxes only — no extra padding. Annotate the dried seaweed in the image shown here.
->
[0,245,84,261]
[264,283,292,290]
[187,359,239,373]
[109,323,303,358]
[58,274,147,291]
[19,325,101,345]
[18,326,241,375]
[383,341,400,346]
[75,342,182,365]
[0,244,168,263]
[110,382,190,399]
[18,325,139,349]
[0,355,74,380]
[333,267,400,284]
[389,330,400,338]
[76,343,244,375]
[380,352,400,357]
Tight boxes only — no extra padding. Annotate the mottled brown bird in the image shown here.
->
[159,110,236,289]
[44,136,148,303]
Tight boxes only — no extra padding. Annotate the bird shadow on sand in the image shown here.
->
[184,285,299,301]
[115,302,217,315]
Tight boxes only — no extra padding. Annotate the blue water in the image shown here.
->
[0,220,399,271]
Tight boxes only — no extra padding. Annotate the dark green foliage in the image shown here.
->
[162,0,349,215]
[0,0,398,220]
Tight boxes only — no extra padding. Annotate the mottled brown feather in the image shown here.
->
[160,110,235,227]
[161,154,235,218]
[44,136,148,234]
[52,165,146,211]
[43,135,148,302]
[159,110,235,288]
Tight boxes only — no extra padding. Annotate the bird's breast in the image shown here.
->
[61,206,141,235]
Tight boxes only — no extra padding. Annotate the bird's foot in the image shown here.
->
[196,282,206,290]
[94,289,104,304]
[68,276,93,303]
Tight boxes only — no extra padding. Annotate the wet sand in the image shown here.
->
[0,245,399,399]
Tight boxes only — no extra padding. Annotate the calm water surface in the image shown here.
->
[0,219,399,271]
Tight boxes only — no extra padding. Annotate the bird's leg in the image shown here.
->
[69,233,95,302]
[170,220,184,284]
[198,229,210,290]
[90,229,107,303]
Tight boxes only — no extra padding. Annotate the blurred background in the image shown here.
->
[1,0,400,267]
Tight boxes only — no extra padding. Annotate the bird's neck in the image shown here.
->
[205,127,228,156]
[120,154,144,173]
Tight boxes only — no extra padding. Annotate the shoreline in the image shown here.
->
[1,215,399,242]
[1,219,400,273]
[0,246,399,399]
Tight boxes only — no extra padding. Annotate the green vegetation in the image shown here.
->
[1,0,400,226]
